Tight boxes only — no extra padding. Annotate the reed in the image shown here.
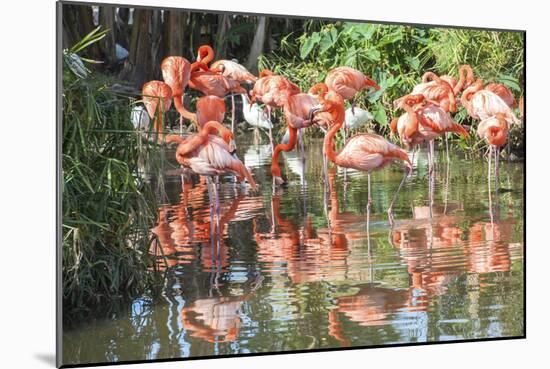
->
[62,28,159,316]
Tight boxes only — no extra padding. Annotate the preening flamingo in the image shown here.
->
[188,62,247,98]
[461,79,520,125]
[250,69,301,119]
[423,64,474,96]
[211,59,258,85]
[142,80,173,140]
[165,122,254,187]
[240,94,274,148]
[324,66,380,113]
[311,86,412,219]
[176,95,227,130]
[484,83,517,108]
[477,113,509,189]
[271,90,321,185]
[392,94,468,173]
[405,71,457,113]
[195,45,257,136]
[161,56,192,132]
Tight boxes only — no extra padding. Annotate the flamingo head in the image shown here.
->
[196,45,214,63]
[364,77,381,92]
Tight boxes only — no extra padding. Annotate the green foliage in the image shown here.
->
[260,22,524,153]
[62,29,158,315]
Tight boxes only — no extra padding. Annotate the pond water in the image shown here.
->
[62,135,524,365]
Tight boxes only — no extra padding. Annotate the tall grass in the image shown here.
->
[62,28,159,317]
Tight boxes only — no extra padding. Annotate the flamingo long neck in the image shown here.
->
[190,61,209,74]
[173,94,198,128]
[200,121,233,144]
[324,117,344,165]
[198,45,214,65]
[461,79,483,112]
[271,127,297,178]
[489,114,509,147]
[454,65,473,94]
[401,102,418,138]
[422,72,440,83]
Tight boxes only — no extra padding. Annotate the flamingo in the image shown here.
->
[423,64,475,96]
[176,95,226,130]
[311,85,412,220]
[165,121,255,189]
[403,71,457,113]
[461,79,520,125]
[392,94,469,174]
[240,93,274,148]
[195,45,257,136]
[211,59,258,85]
[271,88,322,185]
[250,69,301,118]
[324,66,380,113]
[142,80,172,140]
[161,56,192,133]
[188,61,246,98]
[477,113,509,190]
[484,83,517,108]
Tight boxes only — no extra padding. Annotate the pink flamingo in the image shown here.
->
[166,121,256,221]
[250,69,301,117]
[188,61,246,98]
[324,66,380,113]
[477,112,509,188]
[311,84,412,220]
[177,95,226,130]
[392,94,468,174]
[161,56,191,133]
[270,85,328,185]
[142,80,173,140]
[195,45,257,134]
[461,79,520,125]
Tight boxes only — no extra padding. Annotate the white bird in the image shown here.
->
[344,107,373,130]
[130,105,150,130]
[241,94,274,148]
[343,107,373,144]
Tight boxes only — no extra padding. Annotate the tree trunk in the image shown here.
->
[246,17,267,73]
[116,7,130,49]
[161,10,186,58]
[214,15,230,59]
[120,8,152,88]
[98,5,117,67]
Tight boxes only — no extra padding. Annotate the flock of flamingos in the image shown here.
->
[139,44,522,221]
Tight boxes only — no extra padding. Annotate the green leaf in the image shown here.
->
[300,32,321,59]
[373,103,388,126]
[319,28,338,54]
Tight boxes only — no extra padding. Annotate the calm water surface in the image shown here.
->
[63,136,524,365]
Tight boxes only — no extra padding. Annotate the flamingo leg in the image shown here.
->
[231,93,236,145]
[494,146,500,192]
[299,129,306,165]
[445,133,450,163]
[487,145,494,223]
[429,140,435,175]
[268,126,274,151]
[366,173,372,238]
[343,127,348,182]
[387,167,409,226]
[179,95,184,134]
